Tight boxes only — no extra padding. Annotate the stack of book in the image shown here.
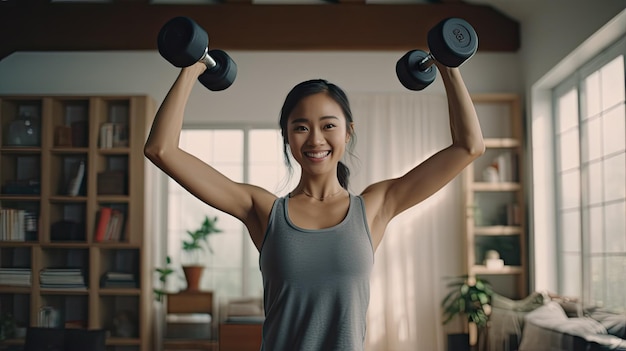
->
[0,268,31,287]
[39,268,86,289]
[1,208,26,241]
[94,207,125,242]
[100,271,138,288]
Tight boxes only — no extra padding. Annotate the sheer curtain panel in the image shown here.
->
[350,93,462,351]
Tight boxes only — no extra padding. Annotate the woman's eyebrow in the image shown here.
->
[290,116,339,124]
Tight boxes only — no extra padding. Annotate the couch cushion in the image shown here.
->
[519,302,609,351]
[492,291,545,312]
[588,310,626,339]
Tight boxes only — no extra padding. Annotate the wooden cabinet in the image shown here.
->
[464,94,527,299]
[0,95,155,351]
[219,323,262,351]
[164,291,217,351]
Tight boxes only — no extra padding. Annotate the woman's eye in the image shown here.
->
[324,123,336,129]
[294,126,308,132]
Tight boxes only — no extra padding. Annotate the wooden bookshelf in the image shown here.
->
[0,95,155,351]
[464,94,528,299]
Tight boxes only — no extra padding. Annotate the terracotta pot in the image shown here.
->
[182,265,204,291]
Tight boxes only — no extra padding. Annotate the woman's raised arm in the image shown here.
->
[363,63,485,249]
[144,62,275,249]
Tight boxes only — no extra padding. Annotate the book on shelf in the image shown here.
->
[0,267,32,287]
[94,207,125,242]
[99,122,128,148]
[100,271,138,288]
[39,268,86,289]
[0,208,26,241]
[66,160,85,196]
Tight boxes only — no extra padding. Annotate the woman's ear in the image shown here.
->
[346,123,355,143]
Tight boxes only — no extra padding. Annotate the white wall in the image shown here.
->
[0,50,520,125]
[518,0,626,88]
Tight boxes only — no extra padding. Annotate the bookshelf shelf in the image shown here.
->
[474,225,523,236]
[471,265,524,275]
[0,95,155,351]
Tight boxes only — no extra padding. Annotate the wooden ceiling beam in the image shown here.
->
[0,2,519,61]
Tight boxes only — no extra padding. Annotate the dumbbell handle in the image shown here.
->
[199,47,218,70]
[417,52,437,71]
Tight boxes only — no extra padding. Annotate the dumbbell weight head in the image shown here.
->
[157,16,237,91]
[396,50,437,91]
[427,17,478,68]
[198,49,238,91]
[157,16,208,68]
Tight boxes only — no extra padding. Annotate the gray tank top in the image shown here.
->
[259,194,374,351]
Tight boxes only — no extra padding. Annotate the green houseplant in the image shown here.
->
[181,215,222,291]
[154,256,174,302]
[441,275,493,348]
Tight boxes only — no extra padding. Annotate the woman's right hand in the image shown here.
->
[184,61,208,78]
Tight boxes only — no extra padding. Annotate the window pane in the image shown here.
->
[605,255,626,312]
[602,105,626,156]
[581,117,602,162]
[250,164,283,193]
[558,88,579,133]
[249,129,299,197]
[208,269,242,298]
[601,55,625,110]
[589,256,605,306]
[604,201,626,253]
[584,71,601,119]
[603,154,625,203]
[559,170,580,210]
[250,129,283,163]
[213,130,244,163]
[558,129,580,171]
[560,210,581,252]
[586,161,603,205]
[588,206,604,253]
[209,222,244,268]
[561,253,581,297]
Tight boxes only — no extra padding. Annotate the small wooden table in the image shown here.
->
[163,291,217,351]
[219,322,263,351]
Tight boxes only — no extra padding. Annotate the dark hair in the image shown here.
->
[279,79,356,190]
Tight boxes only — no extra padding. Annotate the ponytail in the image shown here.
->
[337,161,350,190]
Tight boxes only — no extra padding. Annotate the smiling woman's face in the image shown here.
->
[286,92,350,176]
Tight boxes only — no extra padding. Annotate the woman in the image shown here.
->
[144,59,484,350]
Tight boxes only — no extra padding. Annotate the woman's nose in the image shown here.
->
[307,129,324,145]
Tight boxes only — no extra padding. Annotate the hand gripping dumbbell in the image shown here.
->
[157,16,237,91]
[396,18,478,91]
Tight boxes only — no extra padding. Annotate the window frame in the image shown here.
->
[551,36,626,310]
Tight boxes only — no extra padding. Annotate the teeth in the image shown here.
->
[305,151,330,158]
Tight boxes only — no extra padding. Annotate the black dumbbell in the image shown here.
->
[396,17,478,91]
[157,16,237,91]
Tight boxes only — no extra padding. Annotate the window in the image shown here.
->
[552,38,625,311]
[166,127,298,298]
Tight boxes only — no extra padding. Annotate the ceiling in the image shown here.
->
[0,0,523,61]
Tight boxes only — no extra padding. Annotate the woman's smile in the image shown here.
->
[304,150,331,161]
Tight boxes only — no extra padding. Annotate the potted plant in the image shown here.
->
[180,215,222,291]
[441,275,493,350]
[154,256,174,302]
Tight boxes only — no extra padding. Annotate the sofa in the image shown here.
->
[488,292,626,351]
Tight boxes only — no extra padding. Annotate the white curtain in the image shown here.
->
[349,93,465,351]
